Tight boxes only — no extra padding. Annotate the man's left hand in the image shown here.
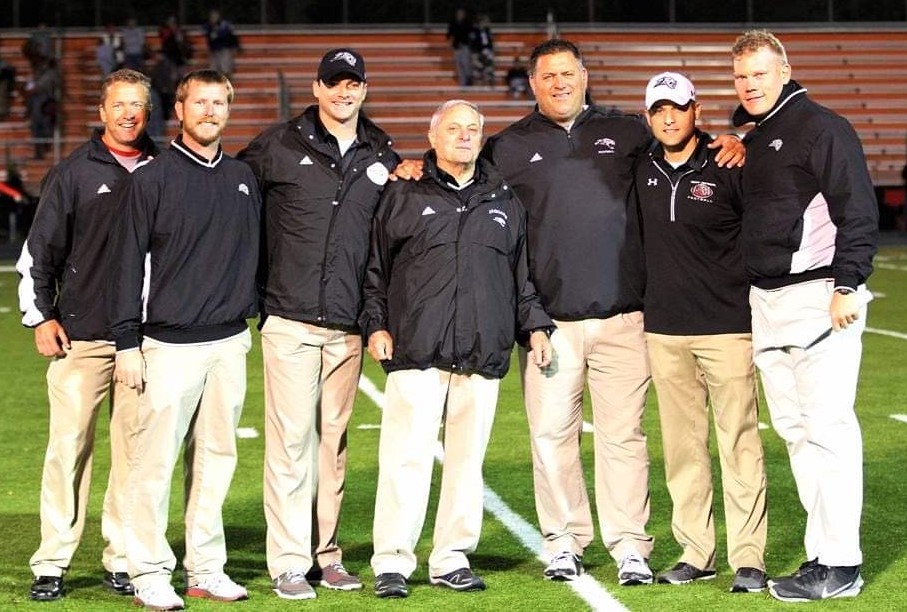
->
[528,329,552,368]
[709,133,746,168]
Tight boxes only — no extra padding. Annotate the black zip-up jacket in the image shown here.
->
[732,81,878,290]
[481,105,649,320]
[359,152,553,379]
[107,138,261,351]
[238,105,401,331]
[16,128,158,340]
[634,131,751,335]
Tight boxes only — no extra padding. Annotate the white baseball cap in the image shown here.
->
[645,72,696,110]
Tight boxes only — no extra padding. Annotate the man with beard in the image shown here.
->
[17,68,158,602]
[107,69,261,610]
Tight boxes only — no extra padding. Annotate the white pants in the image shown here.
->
[750,279,869,567]
[371,368,499,578]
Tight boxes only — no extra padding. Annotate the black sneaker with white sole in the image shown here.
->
[30,576,64,601]
[102,571,135,596]
[769,564,863,602]
[730,567,767,593]
[374,573,408,598]
[429,568,486,592]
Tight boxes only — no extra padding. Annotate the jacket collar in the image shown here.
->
[171,135,223,168]
[89,127,160,163]
[648,129,714,172]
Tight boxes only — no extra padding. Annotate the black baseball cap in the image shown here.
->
[317,48,367,83]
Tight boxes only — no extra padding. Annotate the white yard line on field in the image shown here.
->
[357,373,629,612]
[890,415,907,424]
[876,263,907,272]
[866,326,907,341]
[0,265,15,273]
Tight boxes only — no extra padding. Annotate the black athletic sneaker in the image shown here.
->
[429,568,487,592]
[769,564,863,602]
[657,562,717,585]
[730,567,767,593]
[374,573,408,599]
[767,558,819,587]
[30,576,64,601]
[102,571,135,596]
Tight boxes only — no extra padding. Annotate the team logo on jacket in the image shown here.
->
[594,137,616,154]
[299,155,314,165]
[238,183,250,195]
[97,183,111,194]
[489,208,508,228]
[529,152,543,163]
[689,181,715,202]
[367,162,389,186]
[769,138,783,151]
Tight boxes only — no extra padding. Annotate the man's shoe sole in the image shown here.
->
[620,575,654,586]
[657,573,717,585]
[429,576,486,591]
[320,579,363,591]
[185,586,248,601]
[272,588,316,600]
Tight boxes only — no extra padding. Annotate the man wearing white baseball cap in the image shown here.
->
[635,71,768,593]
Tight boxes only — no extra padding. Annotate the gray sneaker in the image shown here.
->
[544,551,583,581]
[730,567,767,593]
[318,562,363,591]
[769,564,863,602]
[657,562,717,585]
[272,569,316,600]
[617,551,653,586]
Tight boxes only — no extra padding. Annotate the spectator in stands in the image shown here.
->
[24,57,59,159]
[204,9,240,78]
[107,69,258,611]
[480,38,745,587]
[362,99,553,600]
[96,23,124,76]
[505,56,529,99]
[446,7,473,86]
[238,48,402,600]
[159,14,192,71]
[470,13,495,86]
[729,29,878,603]
[635,71,768,593]
[16,68,157,603]
[0,56,16,120]
[121,17,147,72]
[22,23,52,75]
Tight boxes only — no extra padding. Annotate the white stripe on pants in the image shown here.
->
[371,368,499,578]
[750,279,867,566]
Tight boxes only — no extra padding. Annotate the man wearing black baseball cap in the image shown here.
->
[239,48,401,599]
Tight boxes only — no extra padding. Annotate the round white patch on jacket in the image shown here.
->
[367,162,390,185]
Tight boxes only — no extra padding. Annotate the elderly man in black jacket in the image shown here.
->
[361,99,553,599]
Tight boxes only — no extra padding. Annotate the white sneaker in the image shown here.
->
[133,583,185,610]
[618,551,654,586]
[544,551,583,581]
[186,573,249,602]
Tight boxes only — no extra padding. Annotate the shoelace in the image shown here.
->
[281,569,308,583]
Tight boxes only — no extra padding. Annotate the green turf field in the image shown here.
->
[1,247,906,611]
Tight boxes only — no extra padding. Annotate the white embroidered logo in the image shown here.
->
[366,162,389,186]
[647,178,658,186]
[421,206,436,216]
[97,184,111,194]
[595,137,616,154]
[299,156,314,165]
[238,183,250,195]
[769,139,783,151]
[529,152,543,163]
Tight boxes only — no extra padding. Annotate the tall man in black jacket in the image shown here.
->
[730,30,878,603]
[361,100,553,599]
[238,48,401,599]
[108,69,260,611]
[17,68,157,602]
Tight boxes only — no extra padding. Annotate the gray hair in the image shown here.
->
[429,99,485,133]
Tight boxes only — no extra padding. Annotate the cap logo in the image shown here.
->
[653,75,678,90]
[331,51,358,69]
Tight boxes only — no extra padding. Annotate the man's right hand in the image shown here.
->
[367,330,394,362]
[115,350,146,392]
[34,319,70,358]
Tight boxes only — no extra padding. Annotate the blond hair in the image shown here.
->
[732,29,788,64]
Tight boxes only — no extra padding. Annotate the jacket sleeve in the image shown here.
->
[16,165,72,327]
[512,201,553,339]
[106,173,154,351]
[236,132,271,192]
[809,116,879,288]
[358,189,395,339]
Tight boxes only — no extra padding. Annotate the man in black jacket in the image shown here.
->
[16,68,157,602]
[108,69,259,611]
[361,100,553,599]
[238,48,402,599]
[731,30,878,603]
[635,71,767,593]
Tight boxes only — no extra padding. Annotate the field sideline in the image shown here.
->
[1,246,905,611]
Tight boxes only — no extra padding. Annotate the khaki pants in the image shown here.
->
[520,314,652,561]
[751,280,868,567]
[260,316,362,578]
[647,332,767,571]
[30,340,138,577]
[371,368,499,578]
[125,331,250,588]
